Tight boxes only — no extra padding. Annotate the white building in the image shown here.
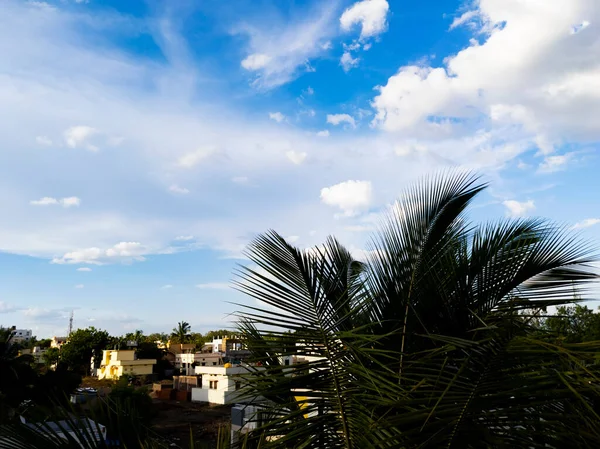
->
[10,328,32,345]
[51,336,68,348]
[191,364,249,405]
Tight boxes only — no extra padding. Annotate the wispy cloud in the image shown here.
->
[196,282,231,290]
[572,218,600,230]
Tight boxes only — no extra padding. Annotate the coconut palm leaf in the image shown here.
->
[233,171,600,448]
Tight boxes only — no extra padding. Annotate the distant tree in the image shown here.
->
[42,347,61,368]
[146,332,168,344]
[36,338,52,349]
[136,341,165,367]
[171,321,191,344]
[544,304,600,343]
[60,327,111,375]
[189,332,205,349]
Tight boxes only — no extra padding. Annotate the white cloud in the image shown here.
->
[61,196,81,207]
[241,53,272,70]
[161,284,173,289]
[76,267,92,272]
[175,235,194,241]
[371,0,600,153]
[286,150,307,165]
[316,130,330,137]
[169,184,190,194]
[286,235,300,243]
[52,242,147,265]
[340,51,360,71]
[235,3,338,88]
[269,112,285,123]
[538,153,575,173]
[196,282,231,290]
[320,180,373,216]
[449,10,479,30]
[177,147,217,168]
[30,197,59,206]
[340,0,390,39]
[74,284,84,289]
[36,135,52,146]
[572,218,600,229]
[326,113,356,128]
[64,126,98,151]
[306,86,314,95]
[232,176,249,184]
[30,196,81,207]
[503,200,535,217]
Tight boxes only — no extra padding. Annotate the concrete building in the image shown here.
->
[191,364,248,404]
[19,346,47,364]
[51,336,68,348]
[10,328,32,345]
[96,349,156,380]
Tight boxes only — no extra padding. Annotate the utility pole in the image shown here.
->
[68,310,74,337]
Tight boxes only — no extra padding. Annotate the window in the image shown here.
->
[284,359,290,366]
[235,381,241,391]
[209,381,218,390]
[201,362,206,366]
[212,362,217,366]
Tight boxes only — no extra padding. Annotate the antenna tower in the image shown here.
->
[68,310,74,336]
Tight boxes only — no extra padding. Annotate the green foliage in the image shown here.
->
[170,321,191,343]
[42,347,60,368]
[544,304,600,343]
[36,339,52,349]
[60,327,111,375]
[232,171,600,448]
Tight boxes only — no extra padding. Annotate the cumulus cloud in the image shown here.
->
[169,184,190,194]
[340,51,360,71]
[64,126,98,151]
[340,0,390,39]
[30,196,81,207]
[572,218,600,229]
[52,242,147,265]
[286,150,307,165]
[316,130,330,137]
[326,113,356,128]
[371,0,600,155]
[320,180,373,216]
[503,200,535,217]
[268,112,285,123]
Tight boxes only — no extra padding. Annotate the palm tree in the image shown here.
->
[233,172,600,448]
[171,321,191,344]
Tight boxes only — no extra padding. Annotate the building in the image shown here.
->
[191,364,249,404]
[10,328,32,345]
[96,350,156,380]
[13,417,107,448]
[19,346,47,364]
[51,336,68,348]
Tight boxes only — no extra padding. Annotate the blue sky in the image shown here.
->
[1,0,599,337]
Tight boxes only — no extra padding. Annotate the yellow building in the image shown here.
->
[97,350,156,380]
